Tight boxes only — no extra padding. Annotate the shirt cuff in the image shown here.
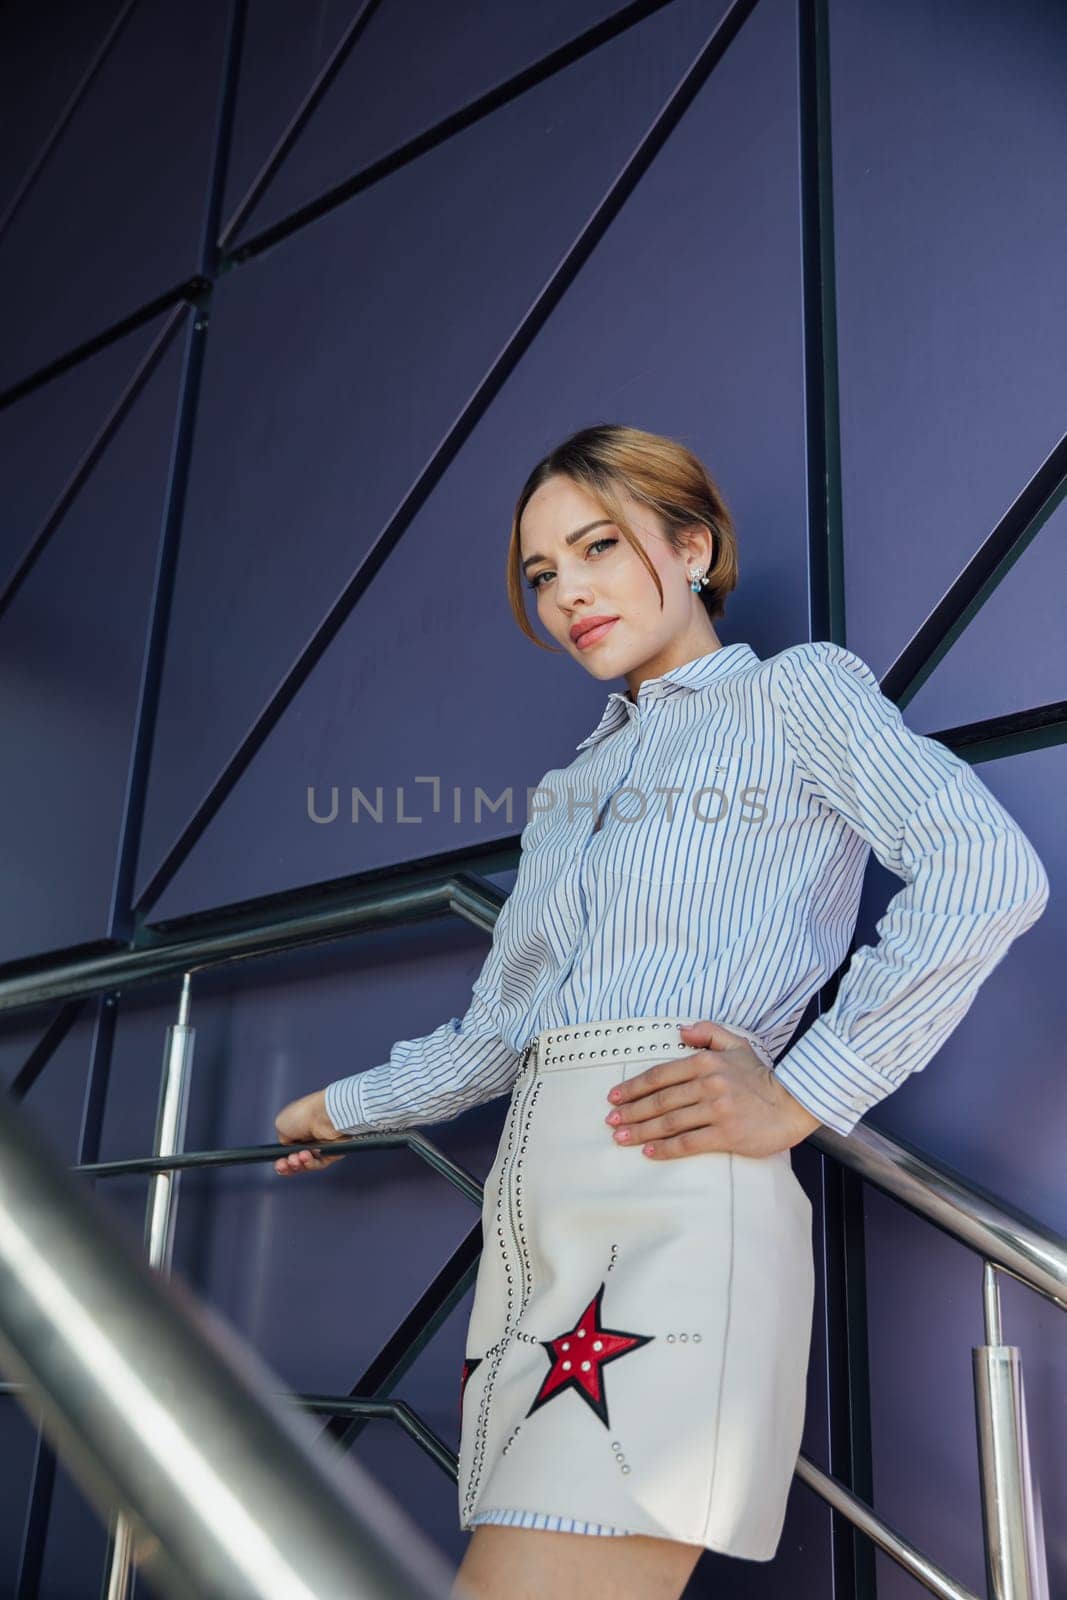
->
[323,1073,369,1135]
[772,1016,901,1137]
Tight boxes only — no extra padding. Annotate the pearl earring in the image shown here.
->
[687,567,709,593]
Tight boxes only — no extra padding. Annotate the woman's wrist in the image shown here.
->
[775,1079,822,1142]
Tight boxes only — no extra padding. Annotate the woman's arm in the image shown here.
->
[768,641,1049,1138]
[323,891,525,1134]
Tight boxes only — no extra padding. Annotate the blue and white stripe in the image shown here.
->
[468,1507,629,1536]
[325,640,1048,1141]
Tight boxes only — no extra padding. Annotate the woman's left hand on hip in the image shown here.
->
[603,1019,821,1159]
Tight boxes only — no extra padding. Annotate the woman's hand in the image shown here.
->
[274,1088,346,1175]
[602,1019,822,1160]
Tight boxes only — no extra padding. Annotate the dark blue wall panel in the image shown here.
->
[828,0,1067,681]
[825,7,1065,1590]
[0,312,170,593]
[0,316,193,964]
[0,0,1062,1594]
[134,0,731,910]
[0,0,231,389]
[223,0,695,246]
[142,0,808,923]
[0,0,128,224]
[907,502,1067,731]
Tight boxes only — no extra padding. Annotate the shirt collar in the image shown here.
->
[575,641,760,752]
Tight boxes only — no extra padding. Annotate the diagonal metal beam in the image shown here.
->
[222,0,692,259]
[0,305,189,614]
[219,0,389,251]
[933,700,1067,765]
[6,1001,88,1101]
[0,278,208,410]
[882,432,1067,708]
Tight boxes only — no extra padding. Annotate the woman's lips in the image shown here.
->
[574,618,618,650]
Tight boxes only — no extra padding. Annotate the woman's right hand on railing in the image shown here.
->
[274,1088,346,1175]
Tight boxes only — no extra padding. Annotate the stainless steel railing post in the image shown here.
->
[973,1261,1050,1600]
[104,975,197,1600]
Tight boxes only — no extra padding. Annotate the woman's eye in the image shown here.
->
[527,536,618,591]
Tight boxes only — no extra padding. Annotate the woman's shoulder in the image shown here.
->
[763,638,880,693]
[751,641,884,734]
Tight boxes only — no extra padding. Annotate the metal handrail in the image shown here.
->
[0,866,508,1015]
[814,1122,1067,1312]
[21,1121,1048,1600]
[0,1088,455,1600]
[0,863,1057,1598]
[31,1116,1060,1600]
[58,1124,1067,1312]
[1,861,1061,1295]
[66,1123,1067,1600]
[70,1128,486,1205]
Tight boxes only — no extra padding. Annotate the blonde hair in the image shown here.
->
[506,423,740,652]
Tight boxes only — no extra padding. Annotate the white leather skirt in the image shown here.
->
[457,1015,815,1559]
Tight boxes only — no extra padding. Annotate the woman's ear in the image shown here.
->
[678,520,714,572]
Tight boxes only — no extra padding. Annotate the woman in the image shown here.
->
[274,425,1048,1600]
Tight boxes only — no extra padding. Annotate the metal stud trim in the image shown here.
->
[537,1021,701,1071]
[462,1040,545,1520]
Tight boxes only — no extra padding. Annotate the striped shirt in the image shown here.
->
[324,640,1049,1140]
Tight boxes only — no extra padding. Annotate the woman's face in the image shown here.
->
[519,474,718,695]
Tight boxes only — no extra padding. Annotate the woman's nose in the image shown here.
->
[554,565,594,610]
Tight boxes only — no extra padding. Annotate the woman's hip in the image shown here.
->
[491,1014,808,1203]
[477,1015,811,1292]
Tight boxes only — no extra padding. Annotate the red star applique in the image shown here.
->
[526,1282,653,1427]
